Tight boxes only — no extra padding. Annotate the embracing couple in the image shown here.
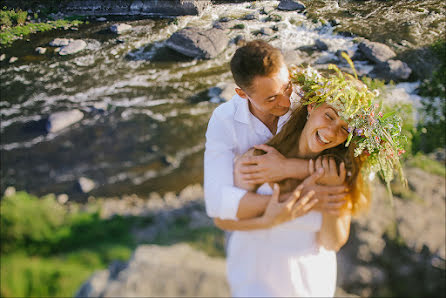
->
[204,40,403,297]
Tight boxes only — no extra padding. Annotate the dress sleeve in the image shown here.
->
[204,112,247,220]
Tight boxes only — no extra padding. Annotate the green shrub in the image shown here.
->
[414,39,446,153]
[0,192,68,254]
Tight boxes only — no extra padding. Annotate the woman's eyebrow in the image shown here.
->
[328,107,340,116]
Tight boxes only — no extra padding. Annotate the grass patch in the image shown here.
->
[0,192,137,297]
[0,7,85,45]
[406,153,445,177]
[151,215,225,258]
[0,191,223,296]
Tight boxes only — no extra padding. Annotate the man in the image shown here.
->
[204,40,346,228]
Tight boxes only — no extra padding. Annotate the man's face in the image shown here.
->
[239,64,292,118]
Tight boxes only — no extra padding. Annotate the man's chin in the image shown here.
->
[273,108,290,117]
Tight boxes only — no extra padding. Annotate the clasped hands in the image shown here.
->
[234,144,350,228]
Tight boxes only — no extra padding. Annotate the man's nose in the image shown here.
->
[278,94,291,108]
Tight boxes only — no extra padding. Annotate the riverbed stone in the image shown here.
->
[46,109,84,133]
[358,40,396,64]
[9,57,18,63]
[4,186,16,197]
[35,47,47,54]
[59,40,87,55]
[110,23,132,34]
[76,244,229,297]
[208,82,237,103]
[372,59,412,81]
[315,39,329,51]
[0,54,5,61]
[57,194,69,204]
[49,38,73,47]
[77,177,96,193]
[96,17,107,21]
[277,0,305,11]
[63,0,210,17]
[166,27,229,59]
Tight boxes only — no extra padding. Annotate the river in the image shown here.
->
[0,0,444,200]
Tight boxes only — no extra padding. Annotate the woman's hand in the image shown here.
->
[262,176,320,228]
[309,156,346,186]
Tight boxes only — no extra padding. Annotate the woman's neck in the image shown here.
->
[297,135,319,159]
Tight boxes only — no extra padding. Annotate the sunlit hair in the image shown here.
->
[230,40,284,92]
[254,105,371,215]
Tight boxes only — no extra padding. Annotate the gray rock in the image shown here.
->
[0,53,5,61]
[77,177,96,193]
[63,0,210,17]
[96,17,107,21]
[260,27,275,36]
[57,194,69,204]
[75,270,110,297]
[208,82,237,103]
[242,12,258,21]
[213,20,237,30]
[49,38,73,47]
[277,0,305,11]
[46,109,84,133]
[166,27,229,59]
[260,6,275,15]
[4,186,16,197]
[76,244,230,297]
[110,23,132,34]
[372,59,412,81]
[283,49,308,66]
[358,40,396,64]
[59,40,87,55]
[35,47,47,54]
[9,57,18,63]
[315,39,329,51]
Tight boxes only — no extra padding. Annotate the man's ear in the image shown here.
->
[235,87,249,100]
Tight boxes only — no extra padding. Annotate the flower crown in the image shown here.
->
[290,53,407,196]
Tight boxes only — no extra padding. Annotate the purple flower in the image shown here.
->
[348,127,353,133]
[355,128,363,136]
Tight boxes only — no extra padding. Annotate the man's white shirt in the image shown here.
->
[204,94,296,220]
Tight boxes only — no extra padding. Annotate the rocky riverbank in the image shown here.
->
[73,164,445,297]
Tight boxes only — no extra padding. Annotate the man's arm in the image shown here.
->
[204,111,273,220]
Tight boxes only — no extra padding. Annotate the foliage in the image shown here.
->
[0,191,224,297]
[0,8,27,27]
[414,39,446,153]
[0,7,84,45]
[0,192,136,297]
[406,153,445,177]
[290,54,407,187]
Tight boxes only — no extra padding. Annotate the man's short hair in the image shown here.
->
[230,40,284,92]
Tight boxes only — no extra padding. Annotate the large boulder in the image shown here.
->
[277,0,305,11]
[358,40,396,64]
[62,0,210,16]
[372,59,412,81]
[166,27,229,59]
[46,109,84,133]
[110,23,132,34]
[59,40,87,55]
[76,244,230,297]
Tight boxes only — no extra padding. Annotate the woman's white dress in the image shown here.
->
[226,183,337,297]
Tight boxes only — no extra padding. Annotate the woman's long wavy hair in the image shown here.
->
[255,104,371,215]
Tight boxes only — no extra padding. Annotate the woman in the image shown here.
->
[215,59,406,297]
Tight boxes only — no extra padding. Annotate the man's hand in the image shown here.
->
[236,144,288,184]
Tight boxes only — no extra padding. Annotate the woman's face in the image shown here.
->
[299,103,350,156]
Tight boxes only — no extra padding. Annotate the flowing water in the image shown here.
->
[0,1,443,199]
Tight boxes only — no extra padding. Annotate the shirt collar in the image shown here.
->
[233,93,296,134]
